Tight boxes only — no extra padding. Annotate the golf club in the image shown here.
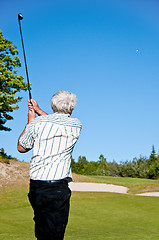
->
[18,13,32,101]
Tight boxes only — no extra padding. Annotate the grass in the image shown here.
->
[73,174,159,194]
[0,187,159,240]
[66,192,159,240]
[0,187,34,240]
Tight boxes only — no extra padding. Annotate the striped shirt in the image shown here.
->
[20,113,82,181]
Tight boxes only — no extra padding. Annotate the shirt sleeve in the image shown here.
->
[19,122,35,150]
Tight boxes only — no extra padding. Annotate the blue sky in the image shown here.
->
[1,0,159,163]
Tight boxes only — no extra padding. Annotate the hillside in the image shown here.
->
[0,159,29,189]
[0,159,88,190]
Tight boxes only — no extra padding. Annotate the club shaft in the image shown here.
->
[18,19,32,100]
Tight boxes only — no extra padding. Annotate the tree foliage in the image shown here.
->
[148,146,159,179]
[0,30,28,131]
[72,146,159,180]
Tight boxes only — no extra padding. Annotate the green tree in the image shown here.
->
[83,161,99,175]
[98,154,108,175]
[78,156,88,165]
[108,160,120,177]
[76,156,88,174]
[71,158,76,173]
[0,30,28,131]
[134,157,149,179]
[149,145,157,163]
[148,146,159,179]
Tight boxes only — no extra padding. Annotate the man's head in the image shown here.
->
[51,90,77,114]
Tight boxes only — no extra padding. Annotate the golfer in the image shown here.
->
[17,90,82,240]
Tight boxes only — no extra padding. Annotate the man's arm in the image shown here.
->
[17,108,36,153]
[17,127,28,153]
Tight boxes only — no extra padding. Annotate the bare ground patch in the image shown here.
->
[0,159,29,190]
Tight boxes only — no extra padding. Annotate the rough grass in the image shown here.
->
[0,187,159,240]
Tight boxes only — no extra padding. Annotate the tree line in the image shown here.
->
[71,146,159,180]
[1,145,159,179]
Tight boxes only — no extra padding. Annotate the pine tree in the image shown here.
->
[0,30,28,131]
[149,145,157,163]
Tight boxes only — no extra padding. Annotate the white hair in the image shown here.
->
[51,90,77,114]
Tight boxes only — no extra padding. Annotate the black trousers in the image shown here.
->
[28,179,71,240]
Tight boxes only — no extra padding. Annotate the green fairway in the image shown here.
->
[66,192,159,240]
[0,187,159,240]
[0,188,34,240]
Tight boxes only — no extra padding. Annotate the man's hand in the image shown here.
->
[28,99,39,113]
[28,99,48,116]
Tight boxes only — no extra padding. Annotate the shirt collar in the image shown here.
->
[53,112,70,117]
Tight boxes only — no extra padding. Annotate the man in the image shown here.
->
[17,90,82,240]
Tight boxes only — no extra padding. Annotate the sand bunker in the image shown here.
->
[69,182,159,197]
[69,182,128,194]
